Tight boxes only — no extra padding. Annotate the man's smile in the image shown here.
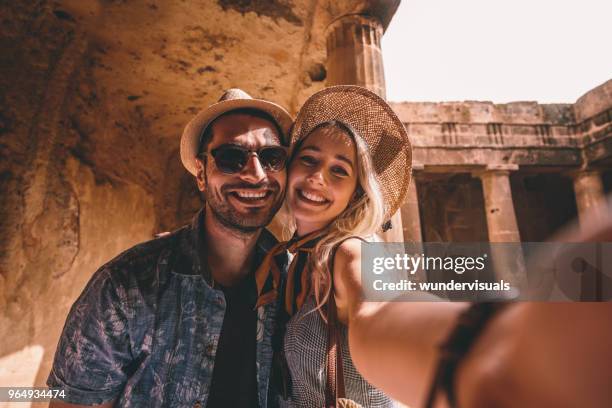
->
[227,188,275,206]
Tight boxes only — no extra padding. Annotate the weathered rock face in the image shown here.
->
[0,1,160,381]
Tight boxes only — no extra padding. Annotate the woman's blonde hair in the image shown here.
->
[281,120,386,319]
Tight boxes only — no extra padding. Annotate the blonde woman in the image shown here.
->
[255,86,412,407]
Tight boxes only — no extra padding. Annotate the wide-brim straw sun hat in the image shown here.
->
[291,85,412,220]
[181,88,293,175]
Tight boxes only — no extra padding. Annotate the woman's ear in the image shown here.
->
[195,157,206,192]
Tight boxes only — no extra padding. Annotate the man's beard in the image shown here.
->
[205,181,284,233]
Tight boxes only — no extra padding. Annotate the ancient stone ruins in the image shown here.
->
[0,0,610,389]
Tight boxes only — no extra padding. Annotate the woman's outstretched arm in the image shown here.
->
[332,238,468,407]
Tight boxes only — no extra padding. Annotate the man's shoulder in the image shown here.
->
[99,225,191,283]
[47,227,194,405]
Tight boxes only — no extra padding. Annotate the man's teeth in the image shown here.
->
[302,190,326,202]
[236,191,267,198]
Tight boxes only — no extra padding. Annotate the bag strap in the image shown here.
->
[324,236,367,407]
[325,291,346,407]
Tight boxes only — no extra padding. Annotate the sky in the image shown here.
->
[381,0,612,103]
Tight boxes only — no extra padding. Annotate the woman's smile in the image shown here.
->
[296,187,330,205]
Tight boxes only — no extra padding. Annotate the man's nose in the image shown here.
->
[239,153,266,184]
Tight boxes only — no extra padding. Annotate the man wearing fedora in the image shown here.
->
[48,89,292,407]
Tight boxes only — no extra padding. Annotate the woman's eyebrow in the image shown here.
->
[300,145,353,169]
[335,154,354,169]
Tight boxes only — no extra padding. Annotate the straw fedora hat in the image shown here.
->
[291,85,412,220]
[180,88,293,175]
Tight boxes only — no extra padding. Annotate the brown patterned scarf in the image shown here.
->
[254,230,326,315]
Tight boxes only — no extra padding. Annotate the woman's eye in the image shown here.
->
[331,166,349,177]
[299,155,316,166]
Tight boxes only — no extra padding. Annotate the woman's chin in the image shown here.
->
[293,212,336,235]
[289,196,345,233]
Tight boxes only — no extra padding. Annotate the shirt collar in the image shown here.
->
[176,208,280,283]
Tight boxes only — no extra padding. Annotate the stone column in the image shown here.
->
[326,13,404,242]
[326,14,386,98]
[400,170,427,283]
[476,165,521,243]
[400,168,423,243]
[571,170,608,227]
[475,165,526,290]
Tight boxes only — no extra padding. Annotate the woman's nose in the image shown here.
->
[306,168,325,185]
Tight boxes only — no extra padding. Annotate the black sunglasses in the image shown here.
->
[204,144,288,174]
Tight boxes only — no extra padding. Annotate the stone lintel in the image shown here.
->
[471,164,519,179]
[485,163,519,172]
[412,162,425,171]
[422,165,482,174]
[566,168,601,180]
[413,146,583,168]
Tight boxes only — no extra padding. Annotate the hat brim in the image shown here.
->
[291,85,412,220]
[180,98,293,175]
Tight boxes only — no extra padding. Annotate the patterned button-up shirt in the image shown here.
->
[47,210,288,407]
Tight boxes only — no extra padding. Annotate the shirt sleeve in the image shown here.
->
[47,266,133,405]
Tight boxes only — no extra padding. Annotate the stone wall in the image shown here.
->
[510,173,578,241]
[391,79,612,244]
[417,174,488,242]
[574,79,612,122]
[390,79,612,170]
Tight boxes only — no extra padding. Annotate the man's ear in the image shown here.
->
[195,157,206,192]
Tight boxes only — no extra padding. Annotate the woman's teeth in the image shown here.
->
[300,190,326,203]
